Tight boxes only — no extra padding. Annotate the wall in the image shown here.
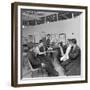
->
[23,14,82,46]
[0,0,89,90]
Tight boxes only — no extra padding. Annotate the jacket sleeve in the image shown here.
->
[28,51,41,66]
[69,48,80,60]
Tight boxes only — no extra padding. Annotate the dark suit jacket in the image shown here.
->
[41,37,50,49]
[41,37,47,46]
[28,51,41,68]
[69,45,81,61]
[61,45,81,75]
[46,38,50,47]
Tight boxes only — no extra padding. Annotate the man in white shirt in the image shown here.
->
[60,39,72,61]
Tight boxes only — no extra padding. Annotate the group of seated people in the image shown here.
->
[57,39,81,75]
[23,34,81,77]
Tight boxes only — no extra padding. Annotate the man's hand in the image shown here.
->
[60,55,69,61]
[43,51,46,55]
[41,63,46,68]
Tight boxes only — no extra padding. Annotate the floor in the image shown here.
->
[22,57,65,78]
[53,58,65,76]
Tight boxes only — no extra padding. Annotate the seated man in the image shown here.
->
[28,48,42,69]
[56,42,64,63]
[56,40,72,63]
[28,40,59,77]
[60,39,81,75]
[60,39,72,61]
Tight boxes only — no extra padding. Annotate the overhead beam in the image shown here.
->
[58,12,69,19]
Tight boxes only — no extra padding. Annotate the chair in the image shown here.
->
[27,57,42,77]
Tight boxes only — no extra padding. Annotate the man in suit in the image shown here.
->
[46,34,51,48]
[56,39,72,63]
[60,39,81,75]
[28,40,59,76]
[41,34,51,51]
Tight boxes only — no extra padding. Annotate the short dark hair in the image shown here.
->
[58,42,63,46]
[72,38,77,44]
[67,39,72,42]
[39,40,43,43]
[47,34,50,36]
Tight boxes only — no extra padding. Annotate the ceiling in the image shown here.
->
[22,10,58,20]
[21,9,82,26]
[21,9,82,21]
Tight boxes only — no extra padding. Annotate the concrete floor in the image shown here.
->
[22,57,65,78]
[53,58,65,76]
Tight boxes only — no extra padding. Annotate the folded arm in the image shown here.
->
[69,48,80,60]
